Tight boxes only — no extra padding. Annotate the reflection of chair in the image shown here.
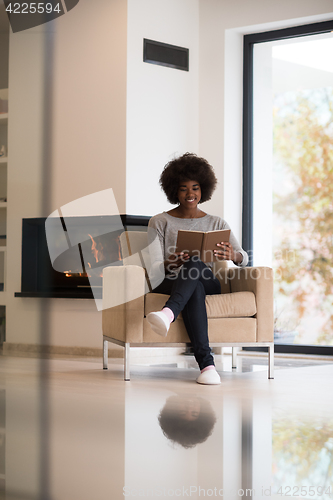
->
[102,231,274,381]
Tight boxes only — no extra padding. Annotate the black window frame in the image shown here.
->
[242,19,333,356]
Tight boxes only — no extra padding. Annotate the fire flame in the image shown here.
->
[88,234,105,264]
[64,271,87,278]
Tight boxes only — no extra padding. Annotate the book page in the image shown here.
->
[175,230,203,258]
[201,229,231,262]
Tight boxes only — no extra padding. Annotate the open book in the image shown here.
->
[175,229,231,263]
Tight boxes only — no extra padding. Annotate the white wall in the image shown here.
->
[5,0,127,352]
[126,0,199,216]
[7,24,51,348]
[51,0,127,212]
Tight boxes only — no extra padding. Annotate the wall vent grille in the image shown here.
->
[143,39,189,71]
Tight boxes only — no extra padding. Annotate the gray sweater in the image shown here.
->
[148,212,248,274]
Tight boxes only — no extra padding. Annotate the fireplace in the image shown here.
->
[15,215,151,298]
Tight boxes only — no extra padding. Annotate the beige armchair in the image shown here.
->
[102,231,274,381]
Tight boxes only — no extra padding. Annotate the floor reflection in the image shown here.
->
[158,395,216,448]
[0,353,332,499]
[0,389,4,499]
[272,414,333,498]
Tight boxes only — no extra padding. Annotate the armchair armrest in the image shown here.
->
[228,267,274,342]
[102,265,146,343]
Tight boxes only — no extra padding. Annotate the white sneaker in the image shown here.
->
[147,311,170,337]
[196,369,221,385]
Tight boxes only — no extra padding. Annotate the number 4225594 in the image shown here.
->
[6,3,61,14]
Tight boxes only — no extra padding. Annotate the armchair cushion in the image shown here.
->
[145,291,256,319]
[205,291,256,318]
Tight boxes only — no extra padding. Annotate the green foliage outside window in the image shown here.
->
[273,88,333,344]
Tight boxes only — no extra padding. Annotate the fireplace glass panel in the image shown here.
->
[19,215,150,298]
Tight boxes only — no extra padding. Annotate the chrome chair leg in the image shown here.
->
[268,343,274,379]
[232,347,238,369]
[124,343,130,381]
[103,339,108,369]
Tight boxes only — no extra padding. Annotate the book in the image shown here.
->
[175,229,231,263]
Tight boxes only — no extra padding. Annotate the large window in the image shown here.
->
[243,21,333,354]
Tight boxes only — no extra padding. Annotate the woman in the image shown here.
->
[147,153,248,385]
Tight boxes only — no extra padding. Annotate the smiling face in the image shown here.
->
[177,179,201,209]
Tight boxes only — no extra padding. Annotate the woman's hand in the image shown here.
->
[214,242,242,263]
[164,252,190,272]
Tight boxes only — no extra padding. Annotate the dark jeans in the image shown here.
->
[152,258,221,370]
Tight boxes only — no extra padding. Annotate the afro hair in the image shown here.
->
[159,153,218,205]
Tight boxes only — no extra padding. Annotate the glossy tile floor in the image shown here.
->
[0,350,333,500]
